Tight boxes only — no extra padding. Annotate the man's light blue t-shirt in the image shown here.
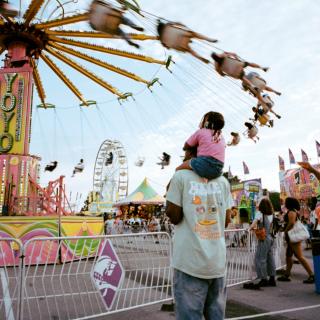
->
[166,170,233,279]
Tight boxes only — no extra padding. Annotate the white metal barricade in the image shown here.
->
[0,230,287,319]
[20,233,173,320]
[0,238,23,320]
[225,229,286,287]
[225,229,254,286]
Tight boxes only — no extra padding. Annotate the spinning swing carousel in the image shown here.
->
[0,0,170,217]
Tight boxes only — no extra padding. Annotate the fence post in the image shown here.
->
[17,242,25,320]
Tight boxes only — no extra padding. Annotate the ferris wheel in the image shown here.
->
[93,139,128,203]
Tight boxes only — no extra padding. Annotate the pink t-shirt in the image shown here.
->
[186,128,226,163]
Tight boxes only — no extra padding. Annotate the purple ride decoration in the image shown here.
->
[91,239,124,310]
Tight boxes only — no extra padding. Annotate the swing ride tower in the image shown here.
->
[0,36,42,215]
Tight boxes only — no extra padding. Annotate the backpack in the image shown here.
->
[270,215,282,237]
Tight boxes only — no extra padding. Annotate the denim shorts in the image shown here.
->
[174,269,226,320]
[190,156,223,180]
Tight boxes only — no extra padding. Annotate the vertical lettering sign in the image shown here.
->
[0,71,32,154]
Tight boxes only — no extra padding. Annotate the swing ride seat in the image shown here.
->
[221,57,245,78]
[247,75,266,92]
[159,23,191,52]
[257,113,270,126]
[89,0,123,34]
[74,166,84,173]
[0,1,18,18]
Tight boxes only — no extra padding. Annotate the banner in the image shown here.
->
[301,149,309,162]
[316,140,320,157]
[288,148,295,164]
[243,161,249,175]
[278,156,285,171]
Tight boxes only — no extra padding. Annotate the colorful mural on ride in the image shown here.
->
[0,216,104,266]
[279,164,320,200]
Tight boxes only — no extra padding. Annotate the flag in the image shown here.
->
[228,166,233,179]
[301,149,309,162]
[316,140,320,157]
[288,148,295,164]
[278,156,285,171]
[243,161,249,175]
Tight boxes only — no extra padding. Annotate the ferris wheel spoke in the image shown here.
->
[46,30,158,41]
[45,46,124,97]
[30,58,47,106]
[23,0,46,25]
[34,12,89,29]
[48,41,150,84]
[40,53,87,105]
[47,36,167,65]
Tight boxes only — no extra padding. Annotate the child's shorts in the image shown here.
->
[189,156,223,180]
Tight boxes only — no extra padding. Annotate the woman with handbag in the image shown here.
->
[248,198,276,288]
[277,197,314,283]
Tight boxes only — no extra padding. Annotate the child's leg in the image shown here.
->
[187,156,223,180]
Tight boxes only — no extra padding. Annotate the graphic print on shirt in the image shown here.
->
[189,180,223,240]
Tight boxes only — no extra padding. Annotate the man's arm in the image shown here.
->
[225,209,232,228]
[166,201,183,225]
[298,162,320,181]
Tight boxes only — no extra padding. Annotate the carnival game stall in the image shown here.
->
[114,177,165,220]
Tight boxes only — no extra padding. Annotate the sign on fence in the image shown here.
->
[91,239,124,310]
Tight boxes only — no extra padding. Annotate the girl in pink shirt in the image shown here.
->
[176,111,225,180]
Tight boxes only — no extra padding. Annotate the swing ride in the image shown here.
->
[0,0,283,221]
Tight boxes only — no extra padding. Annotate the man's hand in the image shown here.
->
[298,161,314,172]
[298,161,320,180]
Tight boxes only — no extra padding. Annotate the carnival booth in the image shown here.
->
[114,177,165,219]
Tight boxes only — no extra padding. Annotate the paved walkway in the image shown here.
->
[106,249,320,320]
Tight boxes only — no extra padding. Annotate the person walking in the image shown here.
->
[277,197,315,283]
[249,198,276,287]
[166,168,233,320]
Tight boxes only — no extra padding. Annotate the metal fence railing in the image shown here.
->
[21,233,172,320]
[225,229,286,287]
[0,230,286,319]
[0,238,23,320]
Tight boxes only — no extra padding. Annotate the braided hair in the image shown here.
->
[199,111,225,141]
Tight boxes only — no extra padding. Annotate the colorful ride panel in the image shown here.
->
[0,216,104,266]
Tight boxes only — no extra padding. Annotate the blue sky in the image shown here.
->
[5,0,320,206]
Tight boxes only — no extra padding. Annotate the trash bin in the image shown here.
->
[311,237,320,294]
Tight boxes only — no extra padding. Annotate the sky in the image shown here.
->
[4,0,320,208]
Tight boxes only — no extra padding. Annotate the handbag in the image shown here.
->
[254,214,266,241]
[288,219,310,243]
